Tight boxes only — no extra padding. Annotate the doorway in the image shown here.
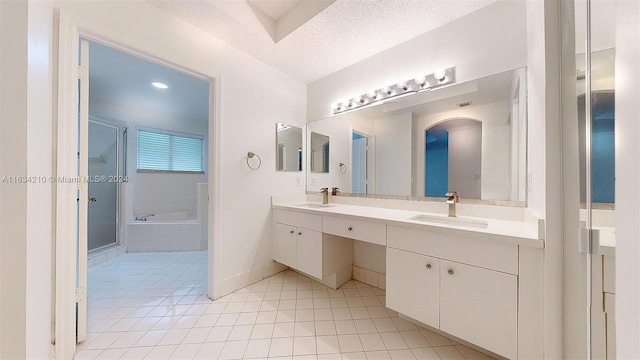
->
[352,131,370,194]
[75,37,212,345]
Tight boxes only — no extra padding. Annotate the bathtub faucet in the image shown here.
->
[135,213,155,221]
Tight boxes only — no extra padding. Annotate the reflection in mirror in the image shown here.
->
[576,48,615,207]
[276,123,303,172]
[310,132,330,173]
[425,119,482,199]
[307,68,527,203]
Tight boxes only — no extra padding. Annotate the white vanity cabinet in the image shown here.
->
[386,248,440,328]
[439,260,517,360]
[386,226,518,359]
[273,210,323,279]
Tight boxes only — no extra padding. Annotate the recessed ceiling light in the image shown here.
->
[152,82,168,89]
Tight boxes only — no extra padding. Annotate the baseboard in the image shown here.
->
[219,261,288,297]
[352,265,386,290]
[87,245,126,267]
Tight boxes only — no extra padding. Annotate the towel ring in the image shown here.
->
[339,162,347,174]
[247,151,262,170]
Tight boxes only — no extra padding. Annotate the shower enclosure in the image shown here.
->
[88,119,127,252]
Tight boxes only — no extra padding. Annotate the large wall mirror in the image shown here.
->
[307,67,528,203]
[276,123,302,171]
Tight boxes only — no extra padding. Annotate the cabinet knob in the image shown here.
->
[348,226,353,231]
[447,269,454,275]
[290,230,294,234]
[298,232,302,236]
[425,263,432,270]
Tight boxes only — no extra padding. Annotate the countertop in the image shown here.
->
[272,201,544,248]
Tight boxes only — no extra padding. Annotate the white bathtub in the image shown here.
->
[137,211,197,223]
[127,212,202,252]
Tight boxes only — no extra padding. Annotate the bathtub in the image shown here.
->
[127,211,203,252]
[139,211,197,223]
[126,184,208,253]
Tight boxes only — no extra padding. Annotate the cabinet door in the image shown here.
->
[296,229,323,279]
[386,248,440,328]
[274,223,297,268]
[440,261,517,359]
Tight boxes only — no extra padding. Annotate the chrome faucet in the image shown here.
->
[319,188,329,204]
[135,213,155,221]
[445,191,460,217]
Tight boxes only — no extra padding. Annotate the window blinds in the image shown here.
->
[137,129,204,172]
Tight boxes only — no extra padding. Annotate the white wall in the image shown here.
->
[52,0,308,296]
[353,241,385,275]
[89,101,208,216]
[615,0,640,357]
[0,1,54,358]
[373,113,412,196]
[412,101,512,200]
[307,0,527,122]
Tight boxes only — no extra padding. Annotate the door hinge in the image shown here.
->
[75,287,85,303]
[579,227,600,254]
[78,66,88,80]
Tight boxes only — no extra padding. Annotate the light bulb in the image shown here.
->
[434,68,447,82]
[397,82,409,92]
[414,75,426,86]
[382,86,392,96]
[350,99,359,108]
[367,90,378,99]
[152,82,169,89]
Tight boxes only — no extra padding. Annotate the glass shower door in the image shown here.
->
[87,121,120,251]
[572,0,616,358]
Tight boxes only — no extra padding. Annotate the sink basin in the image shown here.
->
[409,214,488,229]
[296,203,336,208]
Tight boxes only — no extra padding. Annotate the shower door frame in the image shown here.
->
[87,117,126,253]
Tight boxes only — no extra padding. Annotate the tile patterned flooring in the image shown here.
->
[75,251,496,360]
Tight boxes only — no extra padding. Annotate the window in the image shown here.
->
[137,129,204,172]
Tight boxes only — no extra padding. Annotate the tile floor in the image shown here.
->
[75,251,496,360]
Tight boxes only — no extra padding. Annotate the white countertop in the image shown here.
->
[272,201,544,248]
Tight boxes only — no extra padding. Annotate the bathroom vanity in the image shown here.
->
[271,198,544,359]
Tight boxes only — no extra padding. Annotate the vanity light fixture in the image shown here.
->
[152,82,169,89]
[333,67,455,115]
[434,68,448,83]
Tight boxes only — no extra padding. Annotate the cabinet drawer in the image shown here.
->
[387,226,518,275]
[323,216,386,245]
[276,210,323,231]
[440,261,517,359]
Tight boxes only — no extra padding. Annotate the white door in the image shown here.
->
[352,134,368,194]
[76,38,90,343]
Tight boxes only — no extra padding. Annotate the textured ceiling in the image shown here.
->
[150,0,497,83]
